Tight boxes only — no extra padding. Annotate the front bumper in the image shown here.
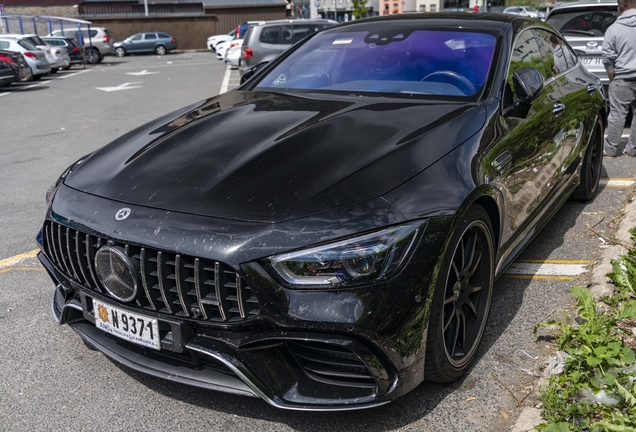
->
[38,189,451,410]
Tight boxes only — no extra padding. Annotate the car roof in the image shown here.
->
[550,0,617,11]
[254,19,338,27]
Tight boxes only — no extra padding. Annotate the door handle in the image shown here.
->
[587,84,596,93]
[552,103,565,115]
[492,151,512,172]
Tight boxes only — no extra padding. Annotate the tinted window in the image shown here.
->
[256,28,497,98]
[506,30,544,102]
[46,39,65,46]
[18,40,37,50]
[534,29,569,77]
[284,24,325,44]
[546,7,618,37]
[158,33,170,39]
[144,33,157,40]
[260,26,281,44]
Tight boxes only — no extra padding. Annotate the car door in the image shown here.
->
[258,25,283,62]
[142,33,157,52]
[533,29,591,200]
[127,33,143,53]
[496,29,567,234]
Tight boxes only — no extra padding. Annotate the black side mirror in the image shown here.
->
[240,61,269,85]
[512,67,544,103]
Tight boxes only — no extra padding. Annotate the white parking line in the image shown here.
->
[504,259,593,280]
[220,64,231,94]
[600,178,634,188]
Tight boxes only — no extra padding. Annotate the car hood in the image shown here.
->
[66,91,486,222]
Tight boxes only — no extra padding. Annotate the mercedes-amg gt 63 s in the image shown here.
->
[38,13,605,410]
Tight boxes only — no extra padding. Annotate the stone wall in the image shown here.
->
[3,5,79,18]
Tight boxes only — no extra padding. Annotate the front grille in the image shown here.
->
[43,221,259,323]
[287,341,377,389]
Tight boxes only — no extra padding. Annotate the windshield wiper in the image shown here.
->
[560,29,596,37]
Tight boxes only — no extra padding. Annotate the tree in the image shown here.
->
[351,0,369,19]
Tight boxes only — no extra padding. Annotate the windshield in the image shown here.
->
[546,6,618,37]
[254,25,497,98]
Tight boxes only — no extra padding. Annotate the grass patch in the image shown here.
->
[533,230,636,431]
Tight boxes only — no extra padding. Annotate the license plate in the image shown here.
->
[92,299,160,350]
[582,56,603,66]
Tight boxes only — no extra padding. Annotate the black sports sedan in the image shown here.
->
[38,14,605,410]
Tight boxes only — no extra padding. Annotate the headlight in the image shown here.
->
[45,153,93,205]
[269,221,424,288]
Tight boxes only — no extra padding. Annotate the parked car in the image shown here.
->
[43,36,85,68]
[218,38,242,61]
[545,0,618,95]
[49,27,114,64]
[114,32,177,57]
[503,6,545,19]
[2,34,68,72]
[0,38,50,80]
[207,29,236,51]
[39,13,605,411]
[239,19,337,76]
[0,49,32,84]
[224,41,242,66]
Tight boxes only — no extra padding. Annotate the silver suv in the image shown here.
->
[239,19,336,77]
[49,27,115,64]
[545,0,618,93]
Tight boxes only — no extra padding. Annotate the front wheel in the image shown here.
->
[572,117,603,202]
[425,204,495,382]
[115,47,126,58]
[155,45,167,56]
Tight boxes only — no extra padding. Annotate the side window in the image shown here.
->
[562,41,578,69]
[158,33,170,39]
[0,41,9,49]
[144,33,157,40]
[130,34,142,41]
[534,29,569,78]
[260,26,281,45]
[287,25,322,44]
[506,29,544,104]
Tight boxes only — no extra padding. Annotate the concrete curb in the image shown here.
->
[510,192,636,431]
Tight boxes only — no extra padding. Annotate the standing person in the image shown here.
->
[602,0,636,157]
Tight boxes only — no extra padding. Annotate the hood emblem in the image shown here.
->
[115,208,131,221]
[94,246,139,302]
[587,41,598,51]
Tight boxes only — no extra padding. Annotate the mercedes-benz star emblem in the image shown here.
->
[115,208,132,221]
[94,246,139,302]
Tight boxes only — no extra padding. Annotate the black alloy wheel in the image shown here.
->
[425,204,494,382]
[572,117,603,202]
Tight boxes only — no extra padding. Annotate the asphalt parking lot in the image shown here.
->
[0,52,634,431]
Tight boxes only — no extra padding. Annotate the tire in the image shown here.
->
[32,74,43,81]
[115,47,126,58]
[50,68,58,74]
[425,204,495,383]
[572,117,603,202]
[155,45,167,56]
[85,48,101,64]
